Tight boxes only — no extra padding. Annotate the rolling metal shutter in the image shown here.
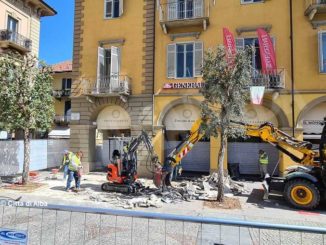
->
[227,142,279,176]
[164,140,210,173]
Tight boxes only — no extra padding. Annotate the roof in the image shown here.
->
[51,60,72,73]
[26,0,57,16]
[40,0,57,16]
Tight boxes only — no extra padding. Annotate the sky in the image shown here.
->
[39,0,74,65]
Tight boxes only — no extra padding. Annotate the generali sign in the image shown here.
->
[163,82,204,89]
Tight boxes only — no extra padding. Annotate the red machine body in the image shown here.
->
[107,163,138,184]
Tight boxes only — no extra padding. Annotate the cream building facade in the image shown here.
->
[0,0,56,56]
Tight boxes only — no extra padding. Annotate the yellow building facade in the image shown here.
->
[72,0,326,177]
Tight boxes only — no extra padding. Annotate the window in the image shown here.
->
[168,0,203,20]
[7,16,18,32]
[104,0,123,19]
[62,78,72,90]
[97,46,121,85]
[318,32,326,73]
[167,42,203,79]
[236,37,275,70]
[7,16,18,42]
[241,0,264,4]
[64,101,71,116]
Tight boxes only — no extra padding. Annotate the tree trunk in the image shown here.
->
[217,131,227,202]
[22,128,30,185]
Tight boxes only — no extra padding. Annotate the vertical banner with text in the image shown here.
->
[223,28,237,64]
[257,28,277,74]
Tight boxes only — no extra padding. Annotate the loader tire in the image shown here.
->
[284,179,320,210]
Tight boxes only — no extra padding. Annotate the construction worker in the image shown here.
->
[65,151,83,192]
[60,150,73,180]
[259,150,269,180]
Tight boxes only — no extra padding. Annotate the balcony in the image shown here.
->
[159,0,209,34]
[54,115,71,125]
[52,89,71,99]
[250,69,285,89]
[82,75,131,97]
[0,29,32,53]
[305,0,326,27]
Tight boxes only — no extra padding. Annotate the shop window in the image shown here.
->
[241,0,264,4]
[104,0,123,19]
[167,42,203,79]
[97,46,121,84]
[318,32,326,73]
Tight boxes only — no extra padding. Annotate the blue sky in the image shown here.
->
[39,0,74,65]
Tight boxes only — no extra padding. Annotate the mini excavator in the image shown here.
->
[101,130,159,193]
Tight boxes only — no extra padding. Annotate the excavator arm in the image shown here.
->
[162,119,204,172]
[231,120,318,167]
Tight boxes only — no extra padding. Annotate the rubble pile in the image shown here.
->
[83,173,248,209]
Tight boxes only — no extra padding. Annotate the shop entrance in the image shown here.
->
[95,105,131,167]
[227,105,280,177]
[163,104,210,174]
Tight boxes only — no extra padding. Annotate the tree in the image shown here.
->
[200,46,252,202]
[0,52,54,184]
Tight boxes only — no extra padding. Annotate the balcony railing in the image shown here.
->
[82,74,131,96]
[305,0,326,23]
[52,89,71,98]
[159,0,209,33]
[250,69,285,89]
[0,29,32,52]
[54,115,71,124]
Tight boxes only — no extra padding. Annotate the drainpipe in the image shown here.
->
[290,0,295,137]
[152,0,156,136]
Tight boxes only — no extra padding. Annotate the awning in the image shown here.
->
[48,127,70,139]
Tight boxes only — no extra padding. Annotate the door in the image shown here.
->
[227,142,279,176]
[164,131,210,173]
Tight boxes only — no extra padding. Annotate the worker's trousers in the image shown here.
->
[66,169,80,189]
[259,164,268,178]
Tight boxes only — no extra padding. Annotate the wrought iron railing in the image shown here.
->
[82,74,131,95]
[159,0,209,22]
[0,29,32,51]
[251,68,285,89]
[52,89,71,98]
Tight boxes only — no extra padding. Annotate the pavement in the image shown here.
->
[0,171,325,245]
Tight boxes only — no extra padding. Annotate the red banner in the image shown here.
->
[257,28,277,74]
[223,28,236,63]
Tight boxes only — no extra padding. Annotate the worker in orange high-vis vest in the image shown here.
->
[259,150,269,180]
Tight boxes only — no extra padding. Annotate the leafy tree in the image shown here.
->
[0,52,54,184]
[200,46,252,202]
